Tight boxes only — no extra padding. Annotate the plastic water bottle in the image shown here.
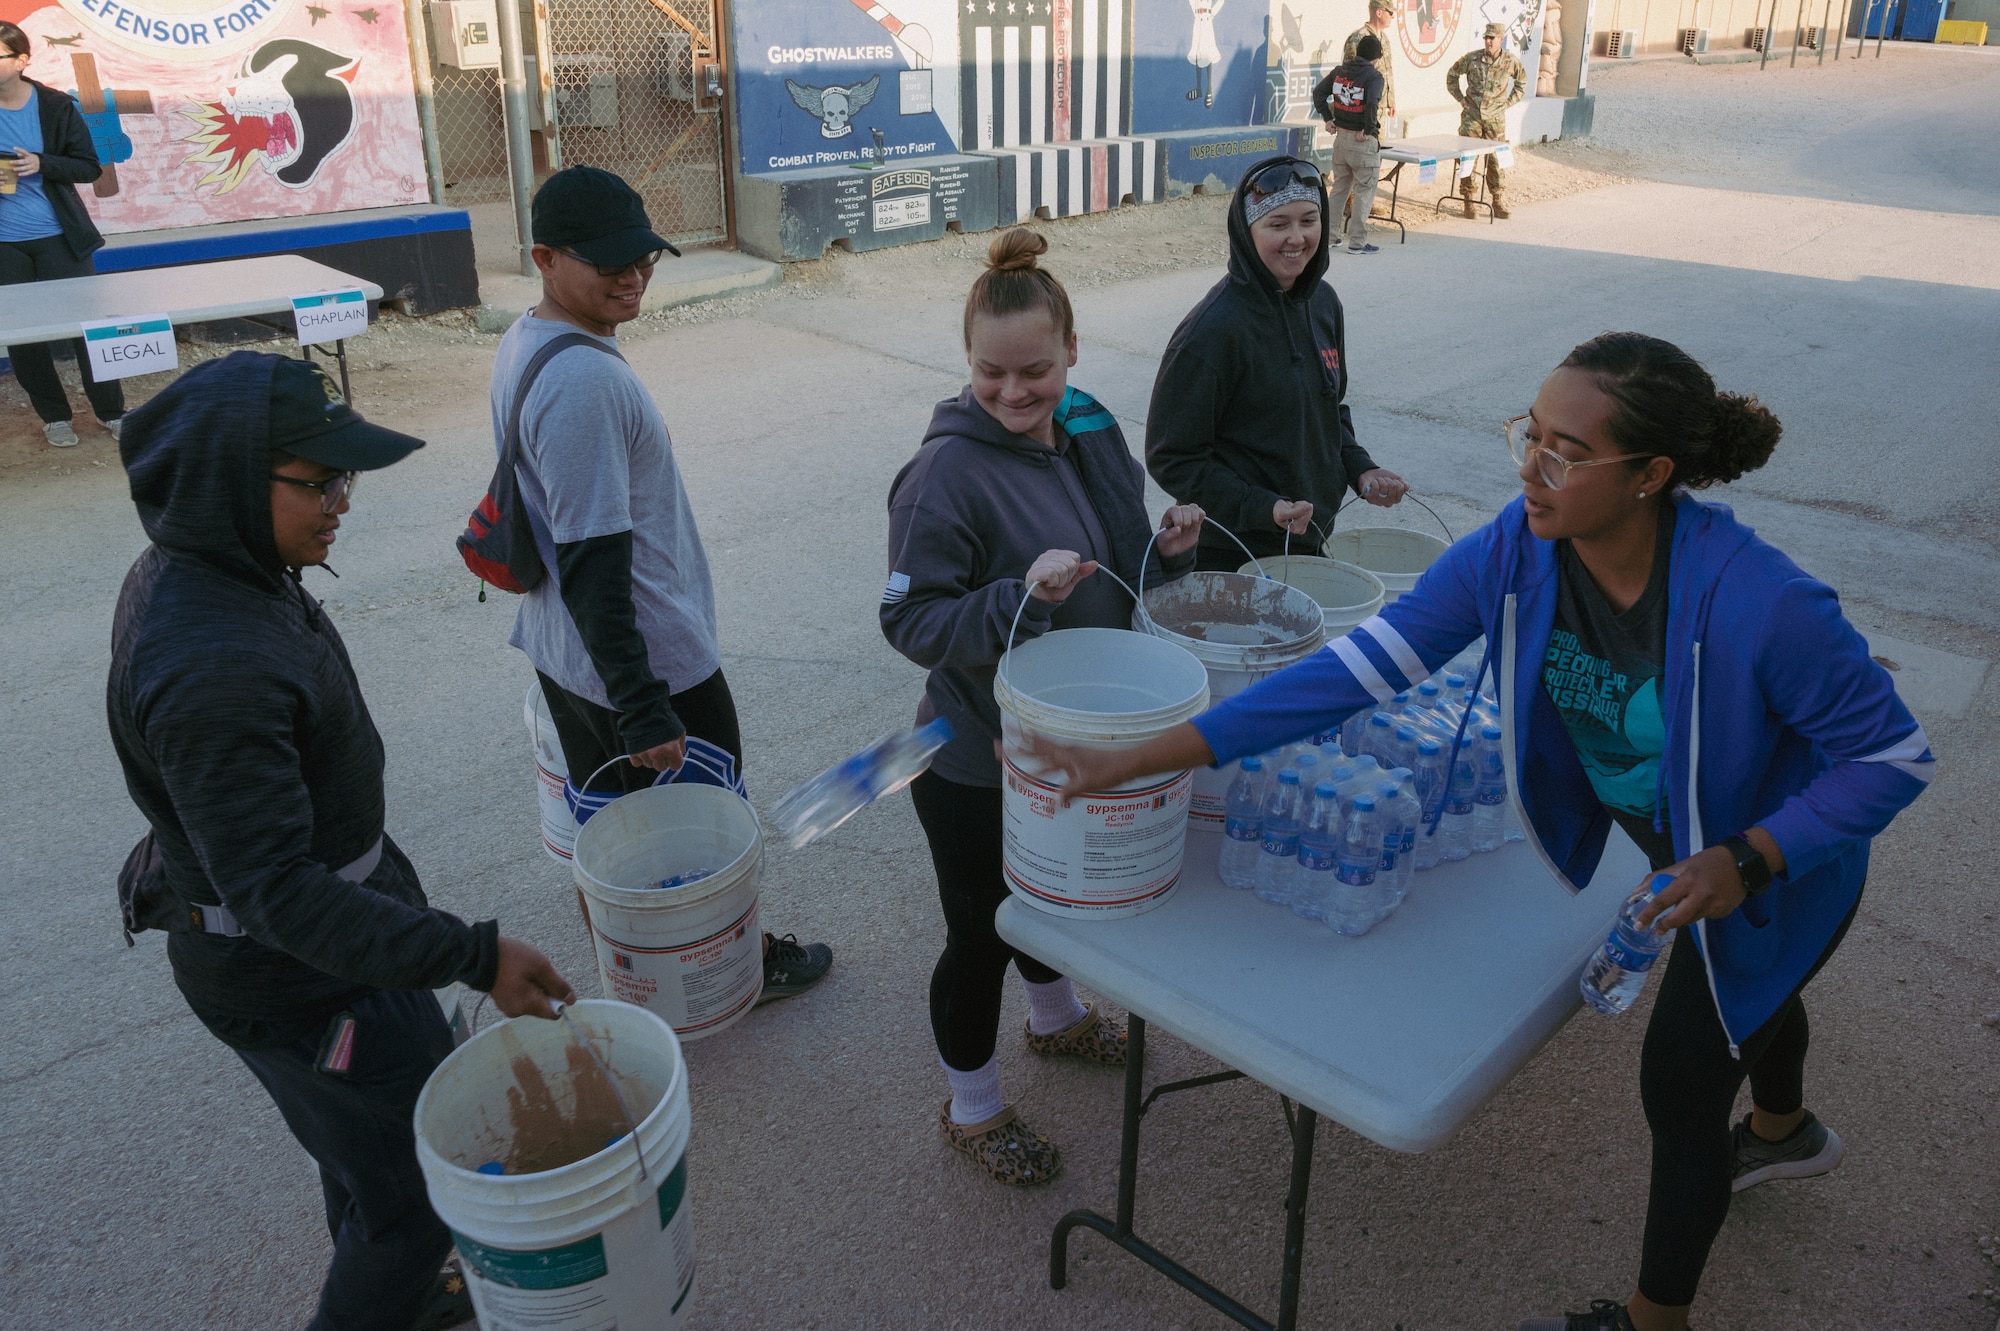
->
[1218,757,1266,889]
[1340,707,1370,757]
[1254,768,1305,904]
[1581,874,1675,1014]
[1409,738,1445,870]
[1472,724,1508,854]
[1392,724,1419,775]
[1327,796,1380,936]
[1388,690,1410,716]
[1379,778,1421,907]
[1439,737,1476,861]
[773,718,956,847]
[1364,712,1398,767]
[1293,781,1341,920]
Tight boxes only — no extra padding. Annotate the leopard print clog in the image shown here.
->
[1024,1001,1128,1065]
[937,1100,1063,1186]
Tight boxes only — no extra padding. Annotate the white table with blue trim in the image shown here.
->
[996,818,1650,1330]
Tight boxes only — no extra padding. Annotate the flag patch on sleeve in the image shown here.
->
[882,572,911,604]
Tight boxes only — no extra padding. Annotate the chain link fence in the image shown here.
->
[429,62,513,206]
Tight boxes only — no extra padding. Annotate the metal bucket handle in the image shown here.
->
[1336,491,1456,544]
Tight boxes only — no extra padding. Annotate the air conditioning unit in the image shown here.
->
[1800,24,1824,47]
[430,0,500,69]
[552,53,619,129]
[1679,26,1710,53]
[1603,28,1639,56]
[1748,26,1771,50]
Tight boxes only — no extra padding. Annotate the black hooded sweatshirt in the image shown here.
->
[1144,154,1380,565]
[106,352,498,1050]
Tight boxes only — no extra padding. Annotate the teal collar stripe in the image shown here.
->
[1055,386,1115,436]
[85,319,172,340]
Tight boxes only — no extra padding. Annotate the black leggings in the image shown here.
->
[537,668,743,794]
[910,770,1063,1072]
[0,234,125,425]
[1636,893,1859,1306]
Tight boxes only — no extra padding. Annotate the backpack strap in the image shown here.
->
[501,330,627,477]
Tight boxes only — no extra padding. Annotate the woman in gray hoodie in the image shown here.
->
[881,229,1203,1185]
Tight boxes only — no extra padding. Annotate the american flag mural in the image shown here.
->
[985,137,1160,222]
[958,0,1133,147]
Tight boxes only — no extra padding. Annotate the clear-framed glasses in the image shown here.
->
[558,247,665,277]
[271,470,358,513]
[1504,415,1650,491]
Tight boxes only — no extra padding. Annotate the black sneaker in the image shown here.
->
[1732,1110,1843,1192]
[1347,242,1381,254]
[409,1255,476,1331]
[757,932,832,1004]
[1516,1299,1636,1331]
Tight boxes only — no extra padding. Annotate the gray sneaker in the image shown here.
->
[1732,1110,1843,1192]
[43,420,80,447]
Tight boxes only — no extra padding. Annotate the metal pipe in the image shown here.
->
[1873,0,1887,53]
[1791,0,1804,62]
[494,0,538,276]
[1275,1101,1318,1331]
[1819,0,1832,61]
[402,0,446,203]
[1116,1014,1146,1233]
[1849,0,1868,55]
[1760,0,1778,67]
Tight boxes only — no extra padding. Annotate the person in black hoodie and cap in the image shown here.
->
[882,229,1204,1186]
[1145,155,1409,569]
[107,351,576,1331]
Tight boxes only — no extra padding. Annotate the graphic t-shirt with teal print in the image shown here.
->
[1542,503,1676,823]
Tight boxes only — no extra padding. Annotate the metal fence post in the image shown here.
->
[1791,0,1804,62]
[402,0,446,202]
[1760,0,1779,66]
[1819,0,1833,61]
[495,0,538,276]
[1873,0,1887,53]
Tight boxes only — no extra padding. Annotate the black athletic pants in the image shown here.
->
[233,988,456,1331]
[1636,890,1860,1306]
[0,235,125,425]
[536,668,742,794]
[910,769,1063,1072]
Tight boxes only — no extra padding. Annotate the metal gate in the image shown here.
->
[541,0,730,247]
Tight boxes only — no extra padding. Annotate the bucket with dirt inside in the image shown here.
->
[1137,570,1326,829]
[571,784,765,1041]
[994,627,1210,919]
[1321,527,1449,603]
[525,682,578,864]
[1236,556,1386,637]
[414,999,696,1331]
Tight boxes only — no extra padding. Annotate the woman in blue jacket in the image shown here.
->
[1030,332,1933,1331]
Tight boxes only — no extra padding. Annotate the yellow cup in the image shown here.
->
[0,160,16,195]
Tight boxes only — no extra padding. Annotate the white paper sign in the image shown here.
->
[1494,143,1516,169]
[1457,154,1475,180]
[1416,157,1439,185]
[291,289,369,347]
[81,315,178,381]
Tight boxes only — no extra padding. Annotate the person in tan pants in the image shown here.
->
[1313,32,1386,254]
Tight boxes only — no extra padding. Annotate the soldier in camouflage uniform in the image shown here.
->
[1445,22,1527,219]
[1342,0,1396,136]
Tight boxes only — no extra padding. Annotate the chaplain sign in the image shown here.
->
[81,314,178,381]
[290,289,368,347]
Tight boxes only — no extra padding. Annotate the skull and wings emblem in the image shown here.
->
[784,75,881,139]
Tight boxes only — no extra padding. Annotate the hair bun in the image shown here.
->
[987,227,1049,273]
[1706,391,1781,485]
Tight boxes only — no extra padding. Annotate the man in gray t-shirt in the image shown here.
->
[494,167,832,1004]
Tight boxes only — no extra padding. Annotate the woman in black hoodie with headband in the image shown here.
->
[1146,154,1409,568]
[882,229,1203,1187]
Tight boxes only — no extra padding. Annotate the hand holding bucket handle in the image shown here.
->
[1024,548,1099,604]
[488,936,578,1020]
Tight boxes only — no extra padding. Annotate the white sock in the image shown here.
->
[943,1055,1004,1126]
[1023,976,1089,1036]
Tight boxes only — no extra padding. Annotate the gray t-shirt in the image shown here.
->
[492,313,720,709]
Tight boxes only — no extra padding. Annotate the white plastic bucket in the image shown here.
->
[1236,556,1386,636]
[525,683,578,863]
[415,1000,696,1331]
[1321,527,1449,602]
[994,628,1210,919]
[1135,571,1326,828]
[571,785,765,1041]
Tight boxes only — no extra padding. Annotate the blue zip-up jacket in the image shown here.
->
[1195,493,1935,1052]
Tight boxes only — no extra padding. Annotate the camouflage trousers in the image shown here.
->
[1457,116,1508,191]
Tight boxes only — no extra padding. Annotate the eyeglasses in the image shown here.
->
[1504,416,1651,490]
[557,247,666,277]
[271,470,359,513]
[1244,161,1323,201]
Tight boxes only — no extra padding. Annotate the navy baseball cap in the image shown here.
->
[268,357,425,470]
[532,166,680,266]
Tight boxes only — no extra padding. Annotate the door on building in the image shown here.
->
[1898,0,1947,39]
[541,0,730,248]
[1861,0,1903,36]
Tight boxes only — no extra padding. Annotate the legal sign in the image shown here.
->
[291,289,369,347]
[81,315,178,381]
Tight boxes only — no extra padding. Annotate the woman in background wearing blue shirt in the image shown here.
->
[1030,333,1934,1331]
[0,21,124,448]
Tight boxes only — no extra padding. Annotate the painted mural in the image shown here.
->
[0,0,427,232]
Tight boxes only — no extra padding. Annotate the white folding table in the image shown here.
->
[0,254,384,401]
[1370,133,1511,241]
[997,822,1650,1330]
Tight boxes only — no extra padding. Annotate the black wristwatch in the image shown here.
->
[1719,834,1774,898]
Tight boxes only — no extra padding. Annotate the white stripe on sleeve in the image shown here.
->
[1358,615,1426,691]
[1332,636,1396,705]
[1857,725,1936,783]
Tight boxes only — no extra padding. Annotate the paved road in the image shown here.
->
[3,43,1996,1331]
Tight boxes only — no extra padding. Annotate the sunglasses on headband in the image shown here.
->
[1243,161,1324,201]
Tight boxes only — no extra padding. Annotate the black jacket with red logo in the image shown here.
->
[1312,58,1384,138]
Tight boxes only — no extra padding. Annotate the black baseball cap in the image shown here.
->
[269,357,425,470]
[532,166,680,265]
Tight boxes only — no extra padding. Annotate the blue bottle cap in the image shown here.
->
[1418,738,1441,754]
[1296,753,1318,768]
[1370,712,1392,727]
[1394,690,1410,703]
[1378,781,1400,797]
[1353,795,1376,811]
[1331,765,1355,781]
[1418,681,1441,697]
[1315,781,1339,799]
[1241,755,1263,771]
[1277,768,1301,784]
[1647,872,1676,896]
[1396,725,1417,740]
[1445,673,1466,688]
[1482,724,1503,739]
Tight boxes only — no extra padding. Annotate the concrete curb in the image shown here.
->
[472,248,782,333]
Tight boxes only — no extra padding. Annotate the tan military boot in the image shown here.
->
[1460,184,1477,220]
[1491,190,1511,219]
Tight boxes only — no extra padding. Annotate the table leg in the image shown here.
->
[333,338,352,403]
[1276,1098,1319,1331]
[1116,1011,1146,1231]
